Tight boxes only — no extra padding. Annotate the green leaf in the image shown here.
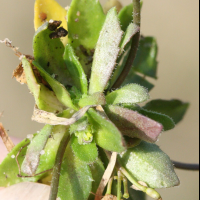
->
[119,23,140,55]
[118,2,143,32]
[143,99,189,124]
[133,36,158,79]
[0,111,70,187]
[106,84,150,105]
[32,60,77,110]
[87,108,126,153]
[88,158,105,200]
[22,58,65,113]
[33,22,72,86]
[57,144,93,200]
[78,92,106,107]
[68,0,105,49]
[122,73,154,91]
[70,135,98,164]
[104,105,163,143]
[118,141,180,188]
[67,0,105,76]
[63,44,88,95]
[139,108,175,131]
[21,125,53,176]
[0,138,36,187]
[89,7,123,94]
[118,3,134,32]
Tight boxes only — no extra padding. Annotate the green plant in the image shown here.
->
[0,0,197,200]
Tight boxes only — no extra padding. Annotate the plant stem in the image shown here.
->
[106,177,114,195]
[112,0,141,89]
[117,171,122,200]
[173,161,199,171]
[49,132,70,200]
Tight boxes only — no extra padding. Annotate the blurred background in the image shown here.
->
[0,0,199,199]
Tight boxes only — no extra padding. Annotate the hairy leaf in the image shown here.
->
[133,36,158,79]
[88,158,105,200]
[119,23,140,55]
[34,0,68,45]
[143,99,189,124]
[63,44,88,94]
[139,108,175,131]
[106,84,150,105]
[57,144,93,200]
[87,107,126,153]
[21,125,53,176]
[89,8,123,94]
[78,92,106,107]
[118,3,134,32]
[118,141,180,188]
[33,22,72,86]
[105,105,163,143]
[22,58,65,113]
[70,135,98,163]
[33,61,77,110]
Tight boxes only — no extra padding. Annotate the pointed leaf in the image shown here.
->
[78,92,106,107]
[63,44,88,94]
[21,125,53,176]
[71,135,98,163]
[122,72,154,91]
[88,158,105,200]
[139,108,175,131]
[57,144,93,200]
[87,107,126,153]
[33,22,72,86]
[143,99,189,124]
[34,0,68,45]
[22,58,64,113]
[133,36,158,78]
[32,60,77,110]
[118,141,180,188]
[106,84,149,105]
[105,105,163,143]
[89,8,123,94]
[119,23,140,55]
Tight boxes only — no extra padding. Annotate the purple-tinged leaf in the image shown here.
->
[104,105,163,143]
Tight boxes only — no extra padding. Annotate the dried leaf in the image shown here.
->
[0,123,15,152]
[101,194,117,200]
[12,63,27,84]
[95,152,117,200]
[32,106,92,125]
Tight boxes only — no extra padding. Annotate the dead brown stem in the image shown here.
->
[0,123,15,152]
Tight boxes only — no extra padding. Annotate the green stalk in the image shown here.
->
[117,171,122,200]
[106,177,114,195]
[49,132,70,200]
[120,167,162,200]
[122,177,129,199]
[112,0,141,89]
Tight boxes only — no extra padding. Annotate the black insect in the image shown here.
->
[48,20,62,31]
